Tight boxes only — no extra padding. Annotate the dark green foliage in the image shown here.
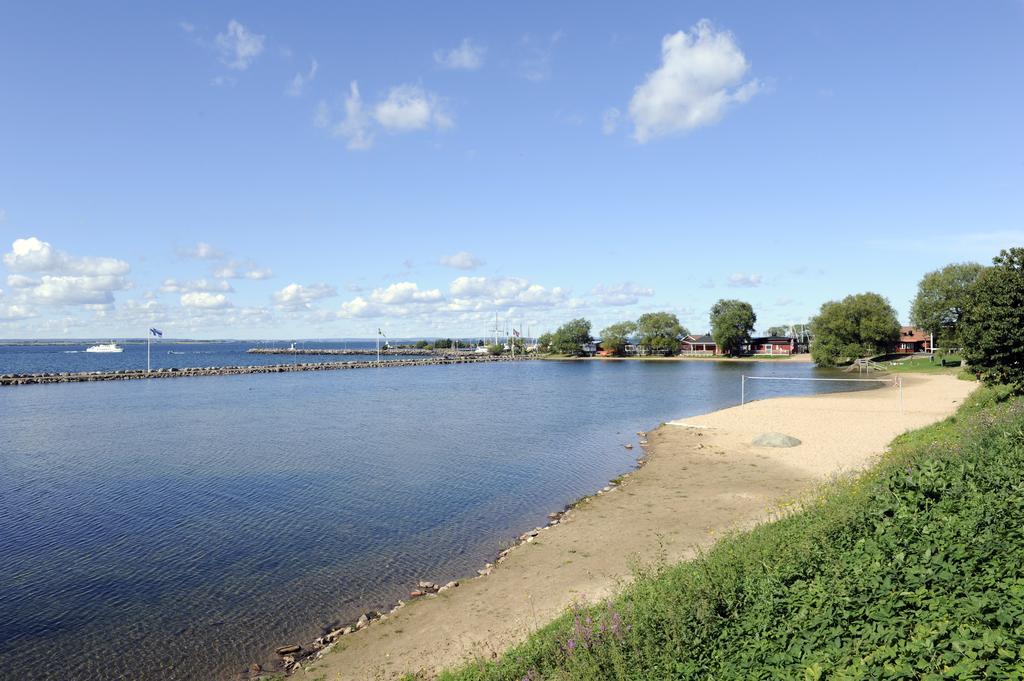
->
[433,338,469,350]
[635,313,685,356]
[764,325,790,337]
[537,332,554,354]
[438,387,1024,681]
[910,262,985,348]
[487,344,504,356]
[599,321,638,356]
[810,292,900,367]
[962,248,1024,391]
[550,319,593,357]
[710,299,756,356]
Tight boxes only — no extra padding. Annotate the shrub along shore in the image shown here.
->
[434,384,1024,680]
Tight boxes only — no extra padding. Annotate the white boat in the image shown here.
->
[85,342,123,353]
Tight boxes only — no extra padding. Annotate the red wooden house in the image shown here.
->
[895,327,931,354]
[680,334,718,355]
[745,336,797,355]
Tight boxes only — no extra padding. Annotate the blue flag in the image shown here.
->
[150,328,163,337]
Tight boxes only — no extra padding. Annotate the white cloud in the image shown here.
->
[370,281,443,304]
[434,39,485,70]
[160,278,233,294]
[448,276,567,308]
[317,81,375,150]
[4,237,130,276]
[178,241,224,260]
[287,58,318,96]
[179,21,195,33]
[6,274,35,288]
[337,281,445,319]
[439,251,484,270]
[602,108,621,135]
[374,84,452,131]
[727,272,763,287]
[272,282,337,307]
[213,261,273,280]
[0,302,34,321]
[318,81,452,150]
[629,20,761,143]
[180,292,232,309]
[2,237,133,307]
[216,19,265,71]
[23,275,131,305]
[519,31,563,82]
[591,282,655,306]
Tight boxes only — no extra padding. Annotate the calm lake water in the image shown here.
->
[0,341,419,375]
[0,357,873,680]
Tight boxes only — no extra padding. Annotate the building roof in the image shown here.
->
[683,334,715,344]
[899,326,930,343]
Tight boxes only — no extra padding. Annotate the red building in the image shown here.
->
[895,327,931,354]
[745,336,797,355]
[680,334,718,354]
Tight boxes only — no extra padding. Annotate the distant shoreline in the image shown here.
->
[543,353,814,363]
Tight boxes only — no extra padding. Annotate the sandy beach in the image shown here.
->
[299,373,976,680]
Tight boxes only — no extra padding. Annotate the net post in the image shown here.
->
[741,375,746,405]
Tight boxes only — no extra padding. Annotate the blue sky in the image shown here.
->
[1,2,1022,339]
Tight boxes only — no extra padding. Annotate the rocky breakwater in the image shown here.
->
[0,355,536,387]
[247,347,468,356]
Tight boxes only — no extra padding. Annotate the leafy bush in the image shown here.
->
[962,248,1024,390]
[810,292,900,367]
[439,387,1024,680]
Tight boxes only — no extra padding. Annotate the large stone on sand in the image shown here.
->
[752,432,802,448]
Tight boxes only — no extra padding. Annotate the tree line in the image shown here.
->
[534,246,1024,389]
[538,300,761,357]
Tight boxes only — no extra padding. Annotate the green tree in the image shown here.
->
[550,318,593,356]
[910,262,986,347]
[537,332,554,354]
[765,325,790,337]
[710,300,757,356]
[415,339,430,349]
[809,292,900,367]
[486,343,504,356]
[961,248,1024,388]
[635,312,685,356]
[599,321,637,356]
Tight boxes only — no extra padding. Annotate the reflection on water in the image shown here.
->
[0,359,872,680]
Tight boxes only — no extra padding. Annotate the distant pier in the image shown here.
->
[247,347,451,356]
[0,355,532,387]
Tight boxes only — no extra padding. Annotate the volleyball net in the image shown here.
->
[740,374,904,412]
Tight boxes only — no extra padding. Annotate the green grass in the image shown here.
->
[881,356,964,374]
[438,384,1024,680]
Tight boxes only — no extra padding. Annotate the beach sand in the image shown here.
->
[301,373,976,681]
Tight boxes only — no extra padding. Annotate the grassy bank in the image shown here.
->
[436,384,1024,680]
[881,355,965,375]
